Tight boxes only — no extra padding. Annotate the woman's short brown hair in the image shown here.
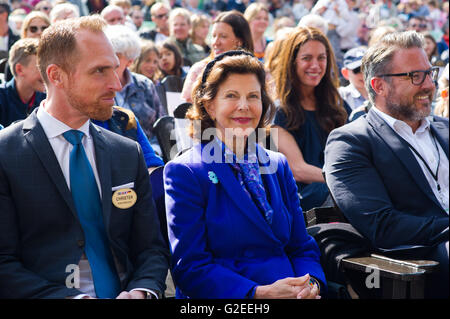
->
[187,52,275,141]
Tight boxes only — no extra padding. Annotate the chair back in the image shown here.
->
[153,116,178,163]
[149,166,169,248]
[162,75,185,92]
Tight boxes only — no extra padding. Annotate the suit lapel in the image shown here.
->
[430,120,449,159]
[367,109,443,208]
[90,124,113,234]
[23,111,78,218]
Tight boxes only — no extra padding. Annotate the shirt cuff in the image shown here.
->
[130,288,160,299]
[71,294,92,299]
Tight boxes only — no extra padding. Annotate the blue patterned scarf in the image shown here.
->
[216,138,274,224]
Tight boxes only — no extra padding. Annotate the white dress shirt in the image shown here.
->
[373,106,449,214]
[36,104,158,298]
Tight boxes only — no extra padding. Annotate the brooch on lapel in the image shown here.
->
[208,171,219,184]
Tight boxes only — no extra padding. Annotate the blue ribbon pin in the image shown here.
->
[208,171,219,184]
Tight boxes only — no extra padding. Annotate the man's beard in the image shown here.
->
[66,89,114,122]
[385,88,433,123]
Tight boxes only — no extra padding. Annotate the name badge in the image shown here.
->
[112,188,137,209]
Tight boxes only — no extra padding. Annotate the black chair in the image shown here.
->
[0,58,7,84]
[304,176,439,299]
[153,116,178,163]
[156,75,186,114]
[0,58,12,83]
[173,102,192,119]
[162,75,185,92]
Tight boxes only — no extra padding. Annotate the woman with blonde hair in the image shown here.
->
[272,27,347,211]
[244,2,270,62]
[20,11,50,39]
[190,13,211,55]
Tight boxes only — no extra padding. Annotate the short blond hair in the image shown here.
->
[243,2,269,22]
[8,38,40,77]
[110,0,132,9]
[169,7,191,26]
[37,15,106,84]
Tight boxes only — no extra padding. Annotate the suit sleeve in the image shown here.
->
[164,161,258,298]
[124,142,170,295]
[279,155,327,290]
[324,129,449,250]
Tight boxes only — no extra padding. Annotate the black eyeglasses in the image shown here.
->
[378,67,439,86]
[29,25,48,33]
[154,13,168,19]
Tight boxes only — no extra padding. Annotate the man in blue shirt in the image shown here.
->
[0,38,46,128]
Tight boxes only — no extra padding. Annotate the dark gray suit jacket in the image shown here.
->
[0,109,169,298]
[324,108,449,253]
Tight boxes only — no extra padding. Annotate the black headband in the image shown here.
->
[200,50,254,85]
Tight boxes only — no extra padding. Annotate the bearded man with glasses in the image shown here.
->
[324,31,449,299]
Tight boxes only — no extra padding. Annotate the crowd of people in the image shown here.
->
[0,0,448,300]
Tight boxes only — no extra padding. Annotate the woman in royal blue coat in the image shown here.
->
[164,51,326,299]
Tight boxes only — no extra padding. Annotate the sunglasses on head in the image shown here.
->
[29,25,48,33]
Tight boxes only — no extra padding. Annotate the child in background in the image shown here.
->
[157,40,188,82]
[131,40,162,83]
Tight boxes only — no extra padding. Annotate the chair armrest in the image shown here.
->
[304,206,346,227]
[341,254,439,281]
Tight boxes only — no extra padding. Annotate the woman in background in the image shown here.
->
[104,24,166,146]
[272,27,347,212]
[20,11,50,39]
[157,40,188,82]
[181,10,253,102]
[131,40,161,83]
[244,2,270,62]
[190,13,211,55]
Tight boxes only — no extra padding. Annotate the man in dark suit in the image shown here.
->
[324,31,449,298]
[0,15,169,299]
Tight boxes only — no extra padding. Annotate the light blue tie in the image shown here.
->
[63,130,121,298]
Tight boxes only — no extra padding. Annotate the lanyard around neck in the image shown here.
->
[402,130,441,191]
